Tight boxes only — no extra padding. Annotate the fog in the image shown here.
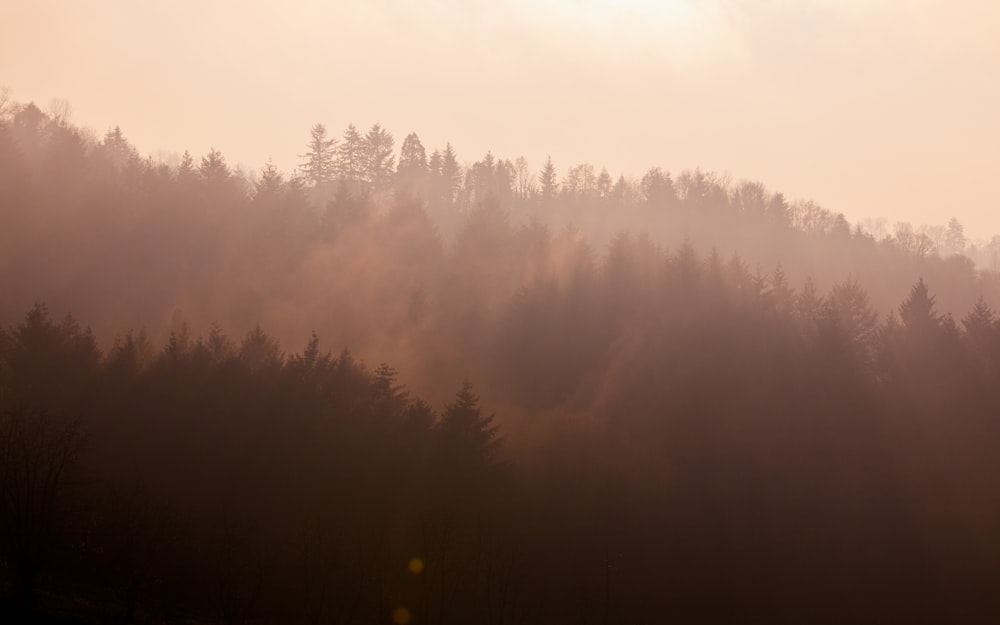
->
[5,4,1000,623]
[3,0,1000,233]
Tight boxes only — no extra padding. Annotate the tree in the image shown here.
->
[596,167,612,199]
[98,126,140,174]
[640,167,675,206]
[944,217,966,257]
[0,406,83,600]
[962,297,998,372]
[199,148,231,183]
[299,123,337,187]
[963,297,996,341]
[336,123,366,184]
[795,276,824,325]
[364,123,395,192]
[765,264,795,317]
[437,382,501,469]
[766,192,791,226]
[439,143,462,204]
[538,157,558,203]
[254,159,284,200]
[176,150,196,182]
[562,163,596,200]
[513,157,535,201]
[899,278,939,333]
[397,132,428,180]
[822,278,879,364]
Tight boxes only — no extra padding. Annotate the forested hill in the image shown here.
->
[7,100,1000,622]
[2,102,999,350]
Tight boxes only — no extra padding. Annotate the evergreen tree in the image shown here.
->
[364,123,395,192]
[176,150,196,182]
[437,381,501,467]
[298,123,337,187]
[899,278,939,332]
[254,159,284,199]
[796,276,824,325]
[944,217,966,256]
[335,123,366,184]
[766,264,795,316]
[439,143,462,204]
[199,148,230,183]
[539,156,558,203]
[99,126,139,173]
[397,132,427,179]
[822,278,878,363]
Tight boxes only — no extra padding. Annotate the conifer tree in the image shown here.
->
[539,156,558,203]
[298,123,337,187]
[364,123,395,192]
[336,123,366,184]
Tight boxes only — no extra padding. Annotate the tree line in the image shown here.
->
[5,95,1000,622]
[4,257,1000,622]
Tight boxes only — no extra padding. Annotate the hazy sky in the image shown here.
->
[3,0,999,236]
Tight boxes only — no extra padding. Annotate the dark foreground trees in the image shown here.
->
[3,260,1000,623]
[0,406,82,601]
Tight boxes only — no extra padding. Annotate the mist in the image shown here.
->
[4,3,1000,622]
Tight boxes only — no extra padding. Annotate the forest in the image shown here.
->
[4,97,1000,623]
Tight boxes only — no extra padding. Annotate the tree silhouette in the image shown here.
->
[0,406,82,601]
[364,123,395,192]
[299,123,338,187]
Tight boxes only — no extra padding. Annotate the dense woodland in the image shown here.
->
[5,98,1000,623]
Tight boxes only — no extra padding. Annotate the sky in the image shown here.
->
[2,0,999,237]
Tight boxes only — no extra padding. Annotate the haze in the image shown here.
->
[9,2,1000,623]
[3,0,999,235]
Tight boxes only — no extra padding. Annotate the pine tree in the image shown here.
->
[336,124,366,184]
[962,296,998,369]
[945,217,967,257]
[99,125,139,172]
[823,278,878,362]
[437,381,501,466]
[298,123,337,187]
[177,150,196,182]
[397,132,427,178]
[254,159,283,199]
[539,156,558,203]
[795,276,823,325]
[963,296,996,340]
[364,123,395,192]
[439,143,462,204]
[199,148,230,183]
[899,278,939,332]
[766,264,795,316]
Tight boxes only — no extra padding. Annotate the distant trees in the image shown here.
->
[425,142,463,206]
[640,167,675,206]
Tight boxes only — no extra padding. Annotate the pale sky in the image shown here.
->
[3,0,999,236]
